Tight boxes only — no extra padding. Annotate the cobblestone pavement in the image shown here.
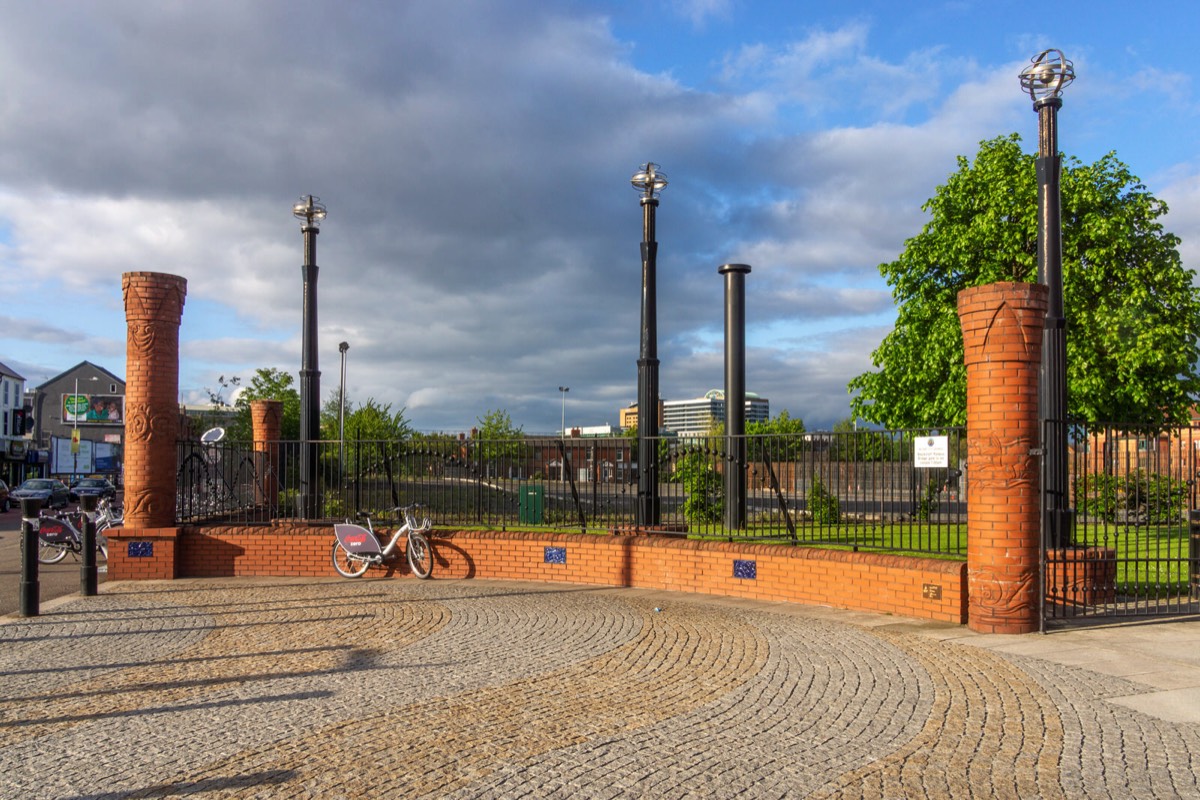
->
[1,578,1198,799]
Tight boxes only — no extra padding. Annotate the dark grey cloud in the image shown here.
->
[0,1,1050,433]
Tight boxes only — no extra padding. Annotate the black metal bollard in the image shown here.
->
[80,494,98,597]
[19,498,41,617]
[720,263,751,531]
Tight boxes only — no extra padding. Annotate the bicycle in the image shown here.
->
[332,504,434,579]
[35,505,114,564]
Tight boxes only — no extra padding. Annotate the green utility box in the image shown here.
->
[518,485,545,525]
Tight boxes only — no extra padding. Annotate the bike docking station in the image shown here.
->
[19,498,41,617]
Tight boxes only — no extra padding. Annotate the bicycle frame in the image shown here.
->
[331,505,434,580]
[333,516,413,559]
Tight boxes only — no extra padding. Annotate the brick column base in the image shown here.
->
[958,282,1048,634]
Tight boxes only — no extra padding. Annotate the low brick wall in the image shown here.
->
[107,523,967,623]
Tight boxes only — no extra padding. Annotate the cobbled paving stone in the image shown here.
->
[0,578,1197,798]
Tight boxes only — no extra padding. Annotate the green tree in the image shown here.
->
[746,409,807,461]
[849,134,1200,428]
[475,409,526,463]
[225,368,301,442]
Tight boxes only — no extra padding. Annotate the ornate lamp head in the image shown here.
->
[292,195,327,228]
[1019,49,1075,105]
[631,163,668,201]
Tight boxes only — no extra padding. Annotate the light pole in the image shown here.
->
[558,386,569,437]
[293,194,326,520]
[339,341,349,481]
[1020,49,1075,549]
[632,162,666,527]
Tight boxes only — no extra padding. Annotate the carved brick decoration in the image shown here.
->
[251,400,283,513]
[958,282,1048,634]
[123,272,188,529]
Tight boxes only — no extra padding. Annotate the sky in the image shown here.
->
[2,0,1199,435]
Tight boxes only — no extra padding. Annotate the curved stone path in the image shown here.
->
[0,578,1197,798]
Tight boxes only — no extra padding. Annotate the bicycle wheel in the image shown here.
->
[406,531,433,579]
[37,541,70,564]
[331,541,370,578]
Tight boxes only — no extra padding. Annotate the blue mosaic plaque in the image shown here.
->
[733,559,757,580]
[128,541,154,558]
[544,546,567,564]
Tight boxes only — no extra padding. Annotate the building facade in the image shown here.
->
[0,360,29,485]
[662,389,769,435]
[26,361,126,484]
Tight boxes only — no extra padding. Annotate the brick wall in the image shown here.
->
[160,525,966,623]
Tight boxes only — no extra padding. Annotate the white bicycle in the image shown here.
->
[331,504,434,579]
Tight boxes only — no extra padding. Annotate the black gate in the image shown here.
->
[1044,420,1200,621]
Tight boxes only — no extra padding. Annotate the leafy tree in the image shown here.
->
[849,134,1200,428]
[221,368,301,442]
[745,409,807,462]
[829,417,895,462]
[474,409,526,463]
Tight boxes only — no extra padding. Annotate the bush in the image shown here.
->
[808,474,840,524]
[1074,470,1186,524]
[674,451,723,524]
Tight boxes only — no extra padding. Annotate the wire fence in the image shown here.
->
[176,428,968,557]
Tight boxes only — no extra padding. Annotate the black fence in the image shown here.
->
[177,428,967,557]
[1048,420,1200,618]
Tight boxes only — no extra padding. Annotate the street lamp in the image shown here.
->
[558,386,569,437]
[1020,49,1075,548]
[339,341,349,481]
[631,162,667,527]
[293,194,327,519]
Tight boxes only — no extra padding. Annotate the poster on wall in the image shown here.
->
[95,442,117,472]
[62,394,125,424]
[52,436,95,475]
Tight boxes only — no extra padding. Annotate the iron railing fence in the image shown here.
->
[1048,419,1200,618]
[175,428,967,557]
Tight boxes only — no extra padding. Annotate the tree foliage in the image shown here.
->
[849,134,1200,427]
[475,409,526,462]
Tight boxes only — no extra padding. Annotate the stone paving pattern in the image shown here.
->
[0,578,1197,798]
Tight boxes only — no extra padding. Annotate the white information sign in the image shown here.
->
[914,436,949,469]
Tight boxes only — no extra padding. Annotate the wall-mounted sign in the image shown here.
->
[914,436,949,468]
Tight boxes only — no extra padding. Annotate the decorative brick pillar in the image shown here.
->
[958,282,1048,634]
[251,400,283,514]
[123,272,187,529]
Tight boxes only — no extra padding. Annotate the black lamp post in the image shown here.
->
[293,194,326,520]
[338,340,349,481]
[632,162,667,527]
[1020,50,1075,548]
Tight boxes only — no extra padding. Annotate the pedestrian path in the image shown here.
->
[1,578,1198,798]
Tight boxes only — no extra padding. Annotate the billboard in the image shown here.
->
[63,393,125,424]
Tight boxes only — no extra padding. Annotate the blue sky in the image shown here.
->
[2,0,1198,434]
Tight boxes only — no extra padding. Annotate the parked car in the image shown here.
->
[0,479,9,512]
[10,478,71,510]
[69,477,117,502]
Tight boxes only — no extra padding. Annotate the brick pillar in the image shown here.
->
[251,400,283,514]
[958,282,1048,634]
[123,272,187,528]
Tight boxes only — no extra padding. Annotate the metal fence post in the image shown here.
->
[1190,509,1200,598]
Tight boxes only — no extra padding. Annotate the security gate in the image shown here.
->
[1043,421,1200,622]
